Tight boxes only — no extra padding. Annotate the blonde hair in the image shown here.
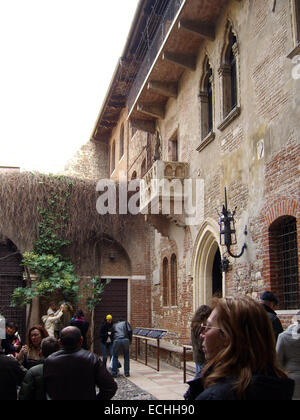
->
[202,296,287,399]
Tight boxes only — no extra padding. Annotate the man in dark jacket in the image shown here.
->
[44,326,117,400]
[0,348,26,400]
[19,336,60,400]
[111,319,132,378]
[260,291,284,342]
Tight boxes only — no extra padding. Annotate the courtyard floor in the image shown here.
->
[111,357,193,400]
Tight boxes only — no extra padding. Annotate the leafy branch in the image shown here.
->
[85,278,111,312]
[11,177,79,308]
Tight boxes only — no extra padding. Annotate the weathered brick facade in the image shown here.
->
[68,0,300,345]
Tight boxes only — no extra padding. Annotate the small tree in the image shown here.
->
[11,178,79,312]
[84,277,111,352]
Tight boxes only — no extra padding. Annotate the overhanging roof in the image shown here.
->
[91,0,228,143]
[91,0,172,143]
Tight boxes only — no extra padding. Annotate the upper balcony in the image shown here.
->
[140,160,189,232]
[128,0,227,131]
[127,0,185,115]
[92,0,227,143]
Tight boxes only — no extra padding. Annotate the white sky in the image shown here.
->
[0,0,139,173]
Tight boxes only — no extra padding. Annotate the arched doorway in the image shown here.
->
[0,236,26,341]
[212,248,222,298]
[93,236,131,355]
[191,219,224,309]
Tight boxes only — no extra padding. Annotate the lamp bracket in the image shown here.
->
[226,243,247,259]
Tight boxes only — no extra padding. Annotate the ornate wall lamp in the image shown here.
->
[219,188,247,271]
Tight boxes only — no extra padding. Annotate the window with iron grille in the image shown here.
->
[269,216,299,310]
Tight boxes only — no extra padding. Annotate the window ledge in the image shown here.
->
[287,44,300,59]
[217,105,241,131]
[196,131,215,152]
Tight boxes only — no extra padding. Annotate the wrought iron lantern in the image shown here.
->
[219,188,247,260]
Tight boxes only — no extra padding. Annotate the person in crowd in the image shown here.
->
[42,303,64,337]
[17,325,49,369]
[69,309,89,350]
[1,321,22,356]
[191,305,211,377]
[111,318,132,378]
[260,291,283,341]
[185,296,294,400]
[19,336,60,400]
[99,314,114,367]
[0,348,26,400]
[43,326,117,400]
[276,311,300,400]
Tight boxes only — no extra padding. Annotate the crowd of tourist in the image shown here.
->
[0,292,299,400]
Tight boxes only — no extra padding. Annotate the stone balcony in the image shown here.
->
[140,160,189,233]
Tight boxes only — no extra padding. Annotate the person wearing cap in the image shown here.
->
[276,311,300,400]
[260,291,283,342]
[99,314,114,367]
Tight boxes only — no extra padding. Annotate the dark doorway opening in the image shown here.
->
[94,279,128,355]
[0,238,26,341]
[212,248,222,297]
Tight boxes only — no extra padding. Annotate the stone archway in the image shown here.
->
[191,219,224,310]
[93,235,132,354]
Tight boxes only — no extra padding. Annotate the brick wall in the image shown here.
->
[64,140,109,181]
[66,0,299,349]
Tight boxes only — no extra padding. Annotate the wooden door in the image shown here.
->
[93,279,128,355]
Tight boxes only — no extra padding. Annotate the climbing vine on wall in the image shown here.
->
[11,176,80,308]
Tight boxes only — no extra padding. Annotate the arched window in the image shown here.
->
[228,31,237,111]
[141,158,147,178]
[199,57,214,143]
[163,257,169,306]
[111,141,116,173]
[205,65,213,134]
[170,254,177,306]
[223,28,237,116]
[218,23,240,130]
[269,216,299,309]
[119,123,124,160]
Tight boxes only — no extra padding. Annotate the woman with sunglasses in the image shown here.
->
[185,296,294,400]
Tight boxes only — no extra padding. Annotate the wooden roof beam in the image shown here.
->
[147,81,178,98]
[162,51,196,71]
[137,103,165,119]
[178,19,215,41]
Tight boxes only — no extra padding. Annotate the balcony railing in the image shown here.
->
[140,160,189,218]
[128,0,185,114]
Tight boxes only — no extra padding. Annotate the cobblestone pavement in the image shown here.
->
[112,375,157,400]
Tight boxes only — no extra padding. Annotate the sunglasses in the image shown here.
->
[199,323,223,335]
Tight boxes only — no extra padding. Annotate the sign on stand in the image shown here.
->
[0,314,5,339]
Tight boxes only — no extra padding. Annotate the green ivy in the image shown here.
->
[11,177,80,308]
